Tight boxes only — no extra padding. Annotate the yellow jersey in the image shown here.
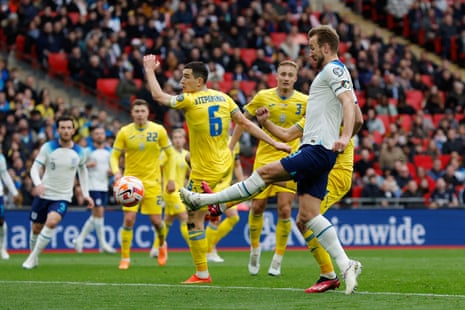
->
[296,118,354,172]
[169,89,239,182]
[245,88,308,167]
[110,121,172,183]
[160,148,189,191]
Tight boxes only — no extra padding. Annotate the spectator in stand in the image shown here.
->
[116,69,139,109]
[442,128,464,154]
[375,93,398,117]
[365,108,386,135]
[401,180,425,208]
[82,54,104,90]
[250,49,275,76]
[439,13,458,58]
[442,162,462,190]
[423,85,444,115]
[361,171,384,207]
[365,74,386,102]
[429,177,459,208]
[428,158,445,181]
[424,139,442,158]
[280,36,300,60]
[394,163,413,189]
[378,135,407,172]
[384,73,406,102]
[354,148,375,178]
[67,46,86,82]
[445,81,465,113]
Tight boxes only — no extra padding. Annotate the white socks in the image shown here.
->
[31,226,55,257]
[30,230,38,250]
[93,217,106,246]
[78,216,95,242]
[305,214,350,272]
[199,171,266,205]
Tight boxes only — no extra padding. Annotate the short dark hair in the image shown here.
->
[308,25,340,53]
[131,98,150,111]
[185,61,208,83]
[56,115,75,128]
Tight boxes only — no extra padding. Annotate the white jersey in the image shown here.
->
[32,140,87,202]
[0,154,18,197]
[86,145,111,192]
[302,59,356,150]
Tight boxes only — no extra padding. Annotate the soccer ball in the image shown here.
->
[114,176,145,207]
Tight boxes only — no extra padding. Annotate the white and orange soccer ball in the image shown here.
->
[113,176,145,207]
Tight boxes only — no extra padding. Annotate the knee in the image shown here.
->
[229,214,240,226]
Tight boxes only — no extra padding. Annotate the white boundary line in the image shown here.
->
[1,280,465,299]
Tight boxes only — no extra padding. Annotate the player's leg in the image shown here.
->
[305,170,352,293]
[269,189,294,276]
[23,200,67,269]
[180,162,291,210]
[248,197,267,274]
[208,206,239,262]
[93,191,115,253]
[0,200,9,260]
[119,208,137,270]
[74,192,97,253]
[142,193,167,266]
[182,180,212,284]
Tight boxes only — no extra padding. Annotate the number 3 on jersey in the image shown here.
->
[208,105,222,136]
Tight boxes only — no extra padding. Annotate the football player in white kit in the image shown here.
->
[74,125,116,254]
[22,116,94,269]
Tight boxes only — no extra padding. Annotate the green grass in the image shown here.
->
[2,249,465,309]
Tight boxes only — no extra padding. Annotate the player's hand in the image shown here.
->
[143,54,160,71]
[255,107,270,124]
[84,197,95,209]
[166,180,176,193]
[32,184,46,196]
[12,194,21,204]
[273,141,292,153]
[332,136,350,153]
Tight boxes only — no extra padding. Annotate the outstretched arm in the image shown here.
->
[255,107,303,142]
[143,54,172,106]
[231,110,291,153]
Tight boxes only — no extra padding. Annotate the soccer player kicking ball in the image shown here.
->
[180,25,362,294]
[255,103,363,292]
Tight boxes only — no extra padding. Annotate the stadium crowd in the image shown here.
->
[0,0,465,210]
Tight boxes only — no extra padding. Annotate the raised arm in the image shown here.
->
[143,54,172,106]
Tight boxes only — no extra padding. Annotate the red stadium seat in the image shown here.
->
[398,114,412,132]
[413,155,434,170]
[223,72,233,81]
[267,73,277,87]
[47,52,69,79]
[96,78,120,100]
[420,75,433,88]
[438,154,451,169]
[68,12,81,25]
[270,32,287,48]
[240,80,257,96]
[240,48,257,67]
[405,90,424,110]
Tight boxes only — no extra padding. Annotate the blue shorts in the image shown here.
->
[90,191,109,207]
[30,197,69,224]
[0,196,4,220]
[280,144,337,199]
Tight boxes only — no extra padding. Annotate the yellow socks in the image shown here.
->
[248,211,263,249]
[305,230,335,275]
[120,226,133,259]
[275,218,291,256]
[188,230,208,272]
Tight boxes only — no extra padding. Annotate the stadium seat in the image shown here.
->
[420,75,433,88]
[223,72,233,81]
[240,48,257,67]
[377,115,391,132]
[405,90,424,110]
[433,114,445,127]
[438,154,451,169]
[270,32,287,47]
[266,73,277,87]
[413,155,433,170]
[96,78,120,100]
[218,80,233,93]
[68,12,81,25]
[47,52,69,79]
[240,80,257,96]
[398,114,412,132]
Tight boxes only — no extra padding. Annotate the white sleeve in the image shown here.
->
[0,169,18,196]
[30,161,43,186]
[77,164,90,198]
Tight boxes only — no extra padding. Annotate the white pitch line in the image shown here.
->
[1,280,465,299]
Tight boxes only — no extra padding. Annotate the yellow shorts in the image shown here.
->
[254,180,297,200]
[163,192,187,216]
[122,179,164,215]
[320,169,352,214]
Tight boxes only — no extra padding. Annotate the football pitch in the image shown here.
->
[2,248,465,309]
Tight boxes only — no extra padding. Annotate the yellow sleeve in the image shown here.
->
[163,146,176,181]
[110,129,125,174]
